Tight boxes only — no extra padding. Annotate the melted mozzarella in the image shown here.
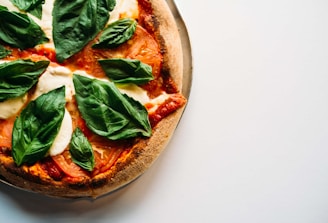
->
[35,0,54,49]
[49,109,73,156]
[32,64,75,101]
[0,94,28,119]
[117,84,150,104]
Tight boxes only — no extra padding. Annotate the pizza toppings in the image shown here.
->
[98,58,154,84]
[0,59,49,119]
[49,108,73,156]
[73,74,152,140]
[0,118,14,149]
[32,64,75,101]
[0,6,48,49]
[0,0,187,196]
[12,86,66,166]
[52,0,116,62]
[9,0,44,19]
[51,152,88,178]
[93,18,137,49]
[69,128,95,172]
[0,60,49,102]
[0,45,11,59]
[148,94,187,127]
[0,95,28,120]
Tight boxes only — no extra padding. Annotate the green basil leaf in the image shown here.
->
[98,58,153,84]
[69,128,95,171]
[73,74,152,140]
[107,0,116,11]
[52,0,116,63]
[12,86,66,166]
[0,7,49,49]
[0,59,49,102]
[27,5,42,19]
[9,0,44,19]
[0,45,12,59]
[92,18,137,49]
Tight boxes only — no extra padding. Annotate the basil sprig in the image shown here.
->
[12,86,66,166]
[99,58,154,84]
[73,74,152,140]
[92,18,137,49]
[69,128,95,171]
[10,0,45,19]
[0,45,11,59]
[0,6,48,49]
[52,0,116,63]
[0,59,49,102]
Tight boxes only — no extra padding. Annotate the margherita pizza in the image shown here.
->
[0,0,187,198]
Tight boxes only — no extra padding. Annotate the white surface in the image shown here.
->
[1,0,328,222]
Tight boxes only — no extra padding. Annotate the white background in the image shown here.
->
[1,0,328,222]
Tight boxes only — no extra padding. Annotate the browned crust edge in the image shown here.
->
[0,0,185,199]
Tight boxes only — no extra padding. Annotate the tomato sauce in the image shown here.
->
[0,118,14,150]
[148,94,187,127]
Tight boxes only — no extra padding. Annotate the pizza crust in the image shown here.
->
[0,0,186,198]
[150,0,184,89]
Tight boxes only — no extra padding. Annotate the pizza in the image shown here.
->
[0,0,187,198]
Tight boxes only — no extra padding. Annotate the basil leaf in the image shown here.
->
[73,74,152,140]
[10,0,44,19]
[12,86,66,166]
[99,58,153,84]
[69,128,95,171]
[52,0,116,62]
[92,18,137,49]
[27,5,42,19]
[0,45,12,59]
[0,7,49,49]
[0,59,49,102]
[107,0,116,11]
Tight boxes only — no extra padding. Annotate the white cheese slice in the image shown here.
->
[32,64,75,101]
[0,94,28,119]
[35,0,54,49]
[117,84,150,104]
[49,108,73,156]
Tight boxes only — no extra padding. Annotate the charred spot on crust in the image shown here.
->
[161,69,179,93]
[91,176,108,189]
[67,180,90,191]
